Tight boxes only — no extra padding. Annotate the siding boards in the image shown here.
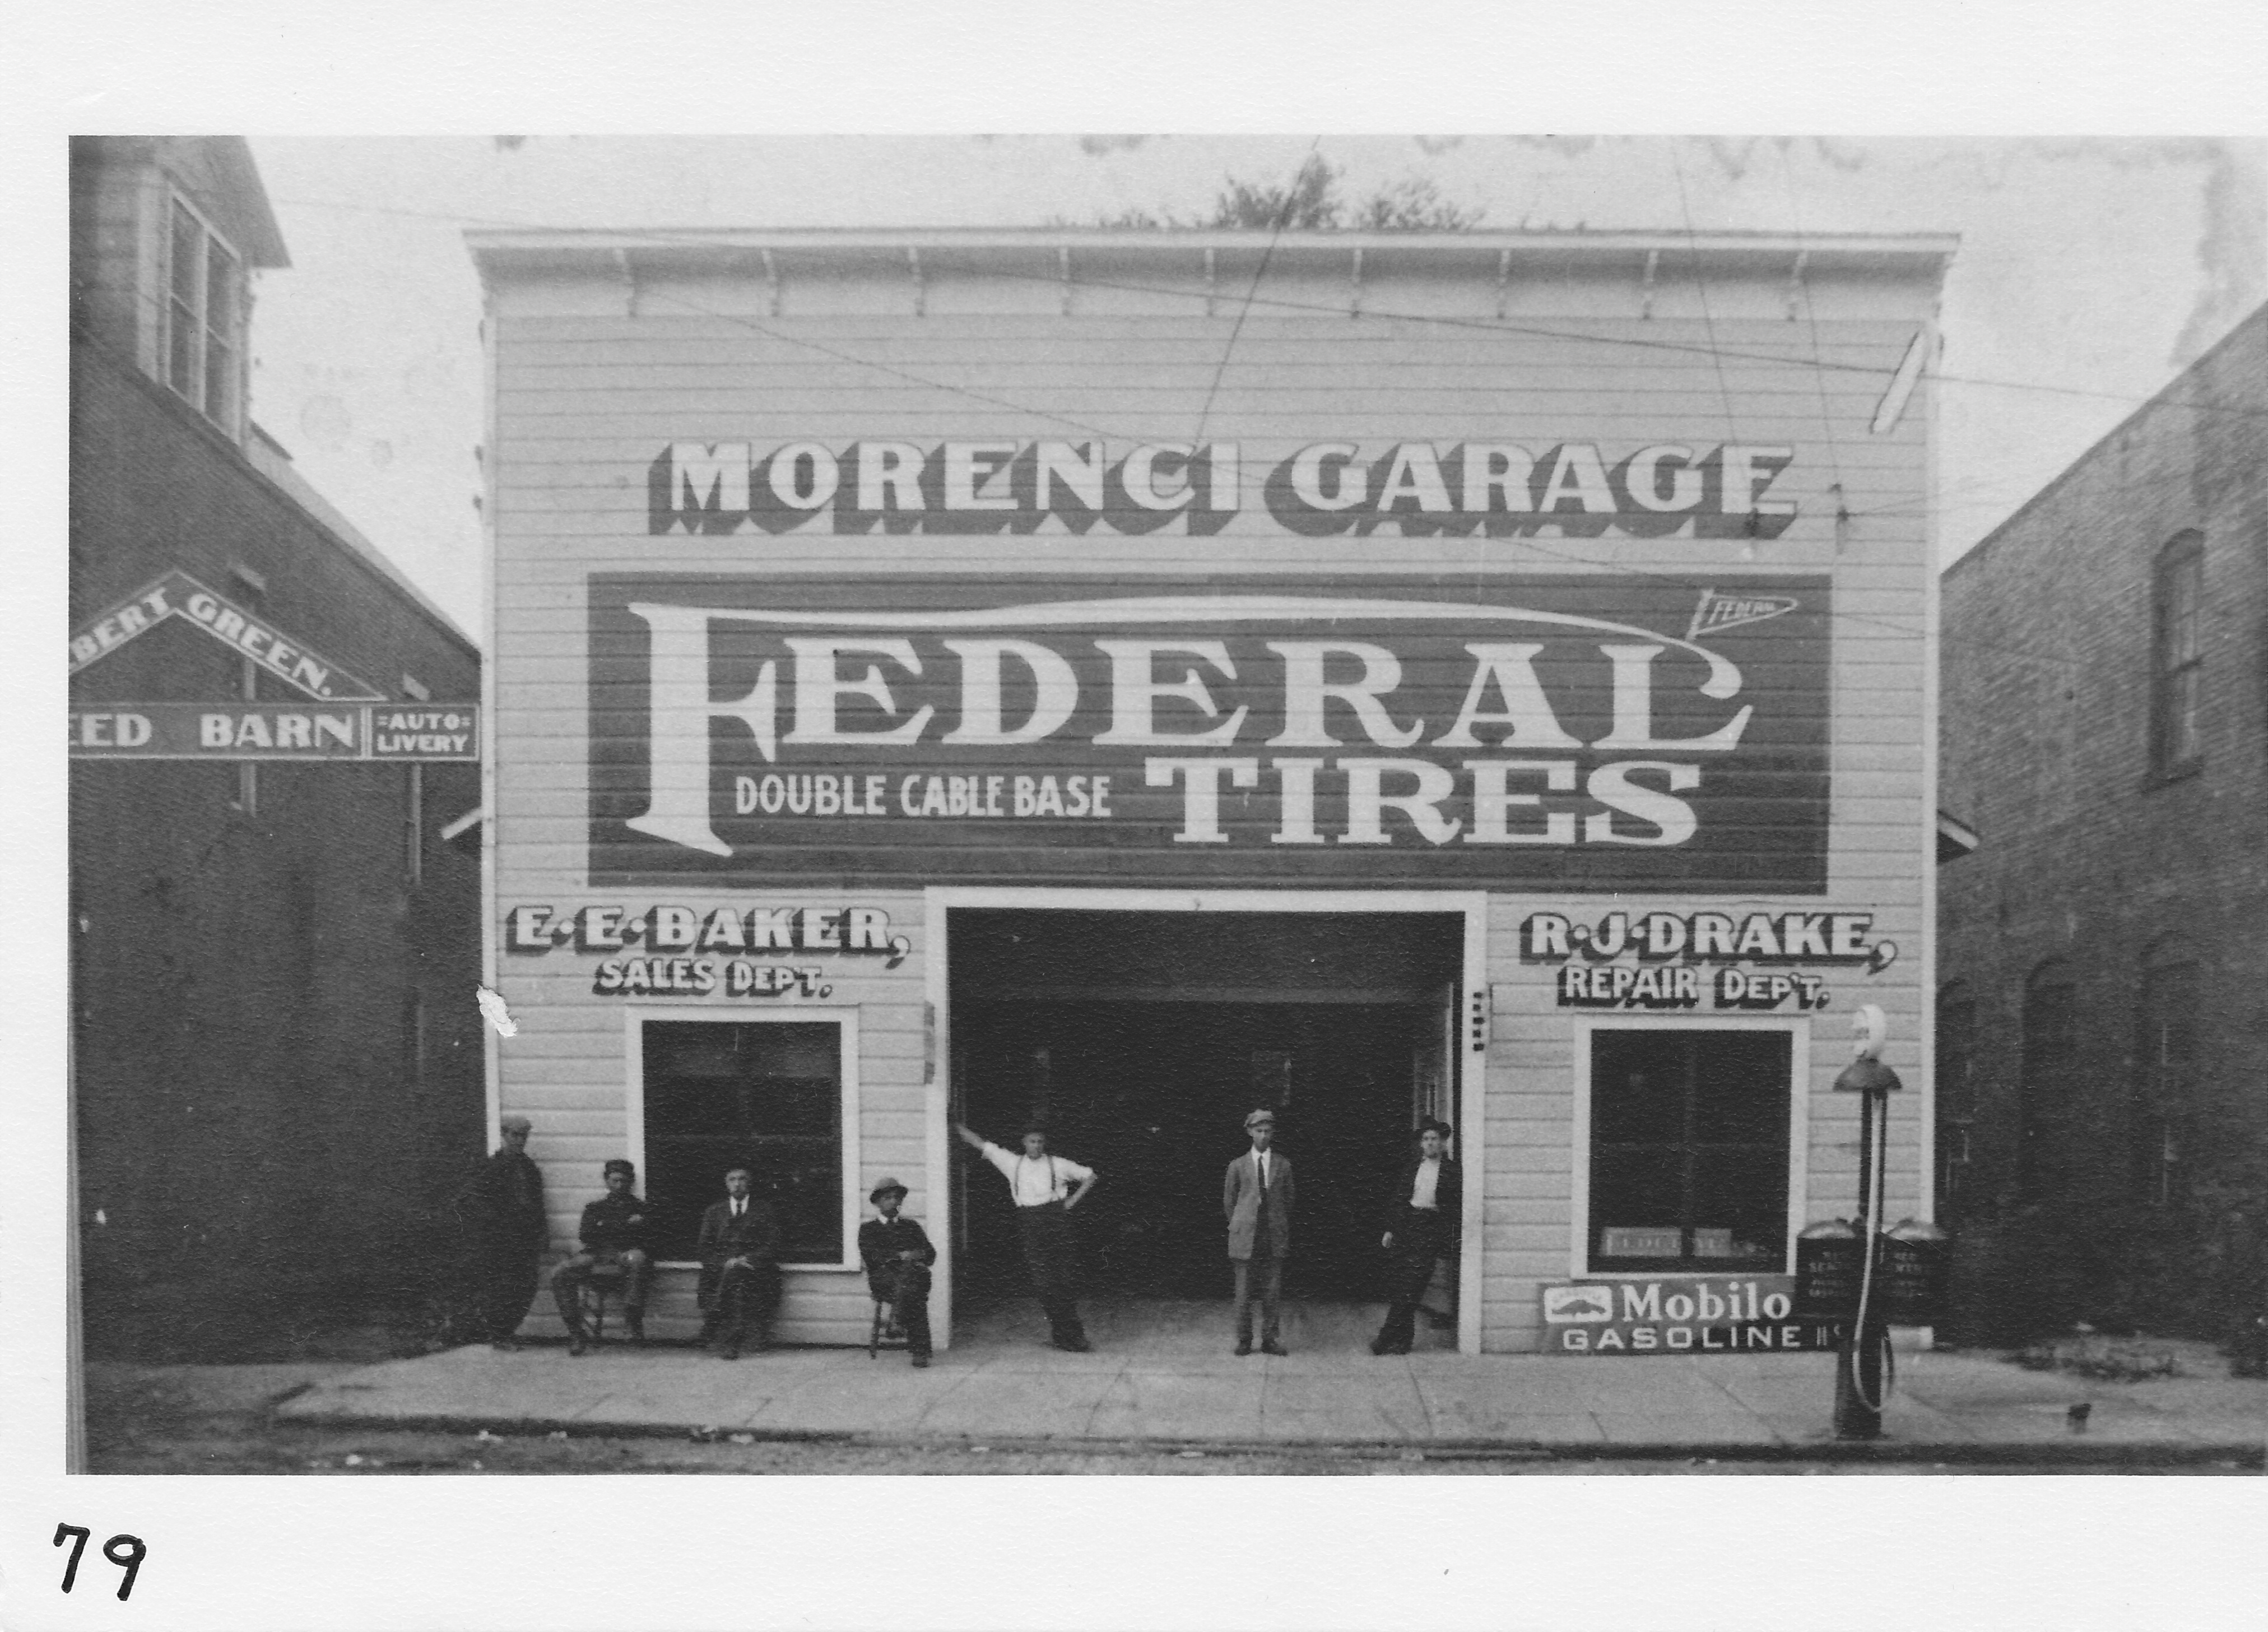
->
[487,247,1932,1352]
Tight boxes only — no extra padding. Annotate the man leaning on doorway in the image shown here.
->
[954,1119,1099,1352]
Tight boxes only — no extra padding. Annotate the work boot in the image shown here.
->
[1261,1340,1288,1356]
[626,1311,647,1344]
[568,1328,590,1357]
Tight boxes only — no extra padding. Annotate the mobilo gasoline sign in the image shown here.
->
[591,573,1827,891]
[1541,1277,1846,1355]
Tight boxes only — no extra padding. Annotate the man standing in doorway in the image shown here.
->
[1223,1108,1294,1356]
[1372,1119,1461,1356]
[457,1114,547,1350]
[954,1120,1099,1352]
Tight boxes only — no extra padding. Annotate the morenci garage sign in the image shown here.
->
[650,438,1800,539]
[589,573,1828,891]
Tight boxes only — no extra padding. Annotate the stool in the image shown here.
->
[577,1261,630,1343]
[868,1297,909,1357]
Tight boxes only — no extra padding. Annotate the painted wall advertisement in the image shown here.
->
[588,573,1829,891]
[1541,1276,1847,1355]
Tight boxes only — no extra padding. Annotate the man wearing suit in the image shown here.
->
[456,1114,547,1350]
[1223,1107,1294,1356]
[1371,1118,1462,1356]
[858,1177,937,1368]
[695,1167,782,1360]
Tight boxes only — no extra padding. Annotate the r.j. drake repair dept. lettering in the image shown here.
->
[652,438,1797,539]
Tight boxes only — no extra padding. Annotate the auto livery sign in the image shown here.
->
[588,573,1828,891]
[69,703,480,761]
[1542,1276,1846,1355]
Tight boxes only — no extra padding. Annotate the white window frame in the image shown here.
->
[622,1005,863,1273]
[1569,1013,1811,1280]
[160,188,244,433]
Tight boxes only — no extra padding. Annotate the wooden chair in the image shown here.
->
[868,1296,909,1358]
[577,1260,630,1343]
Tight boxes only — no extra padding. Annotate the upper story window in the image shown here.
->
[164,194,244,432]
[2018,960,2075,1200]
[2151,532,2204,779]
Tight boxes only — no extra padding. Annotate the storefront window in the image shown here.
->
[1587,1028,1791,1272]
[641,1018,845,1264]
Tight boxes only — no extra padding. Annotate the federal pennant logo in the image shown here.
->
[1686,588,1801,642]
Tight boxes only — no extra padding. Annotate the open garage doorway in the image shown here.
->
[940,902,1475,1352]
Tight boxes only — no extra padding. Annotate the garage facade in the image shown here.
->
[472,228,1950,1353]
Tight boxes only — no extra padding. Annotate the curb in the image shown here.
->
[269,1408,2264,1467]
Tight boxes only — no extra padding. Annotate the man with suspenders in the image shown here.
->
[954,1120,1100,1352]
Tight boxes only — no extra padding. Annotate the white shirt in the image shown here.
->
[1409,1156,1442,1209]
[1251,1148,1271,1187]
[980,1141,1095,1207]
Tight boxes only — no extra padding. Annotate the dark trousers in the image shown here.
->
[710,1260,783,1347]
[1232,1255,1283,1346]
[1377,1208,1449,1351]
[550,1248,653,1333]
[871,1262,934,1359]
[473,1249,540,1343]
[1016,1201,1087,1345]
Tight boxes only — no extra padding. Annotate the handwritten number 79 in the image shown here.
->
[54,1524,146,1601]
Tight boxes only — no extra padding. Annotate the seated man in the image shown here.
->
[549,1157,654,1355]
[858,1177,936,1368]
[696,1167,782,1360]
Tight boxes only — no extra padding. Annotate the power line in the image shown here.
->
[255,191,2268,427]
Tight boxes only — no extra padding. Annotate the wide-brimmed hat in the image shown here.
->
[1243,1107,1277,1129]
[869,1176,910,1203]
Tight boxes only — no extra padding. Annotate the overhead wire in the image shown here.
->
[221,186,2228,673]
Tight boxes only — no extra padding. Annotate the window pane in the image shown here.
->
[170,203,201,305]
[204,335,235,422]
[1588,1030,1790,1270]
[643,1021,843,1263]
[1590,1032,1684,1143]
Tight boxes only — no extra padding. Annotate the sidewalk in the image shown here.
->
[276,1308,2266,1464]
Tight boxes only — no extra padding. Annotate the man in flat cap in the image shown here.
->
[551,1157,654,1355]
[858,1177,937,1367]
[696,1166,783,1359]
[457,1114,547,1349]
[1223,1107,1295,1356]
[1372,1119,1462,1356]
[954,1119,1099,1351]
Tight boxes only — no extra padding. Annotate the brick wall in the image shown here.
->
[1937,305,2268,1342]
[70,338,485,1356]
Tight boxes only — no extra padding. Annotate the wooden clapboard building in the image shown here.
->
[471,229,1951,1354]
[69,137,484,1355]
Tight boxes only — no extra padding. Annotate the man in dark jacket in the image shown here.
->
[858,1177,937,1367]
[458,1114,547,1349]
[695,1167,782,1360]
[550,1158,654,1354]
[1371,1119,1462,1356]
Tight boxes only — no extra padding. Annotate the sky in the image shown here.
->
[240,134,2267,638]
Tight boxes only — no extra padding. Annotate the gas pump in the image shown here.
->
[1830,1003,1900,1440]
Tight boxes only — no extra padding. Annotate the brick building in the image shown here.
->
[1937,303,2267,1345]
[69,137,485,1355]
